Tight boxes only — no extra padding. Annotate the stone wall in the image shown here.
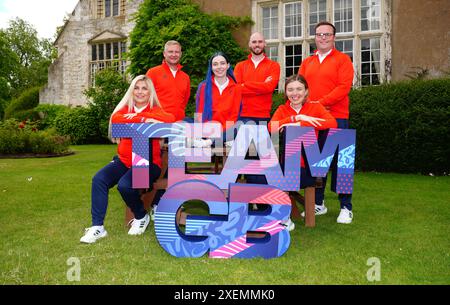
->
[392,0,450,81]
[39,0,142,106]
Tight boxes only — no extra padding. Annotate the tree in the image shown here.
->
[128,0,252,86]
[2,18,56,97]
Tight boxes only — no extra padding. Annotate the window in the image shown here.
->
[285,44,302,77]
[309,0,327,36]
[334,0,353,33]
[360,38,380,85]
[97,0,124,18]
[266,45,279,62]
[262,6,278,40]
[90,41,127,86]
[361,0,381,31]
[254,0,389,87]
[284,2,302,38]
[335,39,353,61]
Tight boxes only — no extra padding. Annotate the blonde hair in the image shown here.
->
[164,40,182,52]
[108,75,160,142]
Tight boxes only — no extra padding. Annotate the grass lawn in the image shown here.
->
[0,145,449,285]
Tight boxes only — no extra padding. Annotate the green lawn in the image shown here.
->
[0,145,449,284]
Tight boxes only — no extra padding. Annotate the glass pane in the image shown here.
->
[106,43,111,60]
[286,56,293,67]
[361,74,370,86]
[361,39,370,49]
[362,63,370,74]
[371,19,380,30]
[371,74,380,85]
[272,28,278,39]
[105,0,111,17]
[286,67,294,77]
[263,7,270,18]
[99,44,104,60]
[92,45,97,61]
[310,0,317,12]
[371,38,380,50]
[286,45,293,56]
[361,51,370,62]
[113,0,119,16]
[113,42,119,58]
[361,20,369,31]
[294,44,302,54]
[319,0,326,11]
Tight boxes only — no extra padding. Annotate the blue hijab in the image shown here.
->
[196,52,237,122]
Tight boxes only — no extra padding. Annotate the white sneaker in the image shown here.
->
[337,208,353,224]
[150,205,157,221]
[80,226,107,244]
[301,204,328,217]
[128,214,150,235]
[281,218,295,231]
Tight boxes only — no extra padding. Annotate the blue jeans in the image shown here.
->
[91,156,161,226]
[315,119,352,210]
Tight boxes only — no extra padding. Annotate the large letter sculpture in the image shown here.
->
[111,122,356,259]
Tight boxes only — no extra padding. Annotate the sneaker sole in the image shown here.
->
[80,231,108,244]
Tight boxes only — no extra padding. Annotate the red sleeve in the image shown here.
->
[319,55,354,107]
[241,62,280,96]
[300,102,338,130]
[268,106,293,133]
[234,62,244,84]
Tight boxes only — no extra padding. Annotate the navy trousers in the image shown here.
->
[91,156,161,226]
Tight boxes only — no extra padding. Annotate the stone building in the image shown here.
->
[40,0,450,106]
[39,0,142,106]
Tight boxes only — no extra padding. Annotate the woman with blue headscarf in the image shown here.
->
[194,52,242,147]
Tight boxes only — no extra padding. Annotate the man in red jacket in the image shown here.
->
[299,21,354,224]
[234,32,280,187]
[146,40,191,122]
[235,32,280,124]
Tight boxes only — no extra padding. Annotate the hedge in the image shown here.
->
[3,86,41,120]
[54,106,107,145]
[349,78,450,175]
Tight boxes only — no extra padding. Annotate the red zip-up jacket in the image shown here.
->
[196,76,242,131]
[146,61,191,121]
[234,54,280,118]
[269,100,337,167]
[111,104,175,168]
[299,48,354,119]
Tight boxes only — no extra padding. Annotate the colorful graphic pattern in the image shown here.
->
[155,180,291,258]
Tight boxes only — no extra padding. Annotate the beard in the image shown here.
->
[251,48,265,56]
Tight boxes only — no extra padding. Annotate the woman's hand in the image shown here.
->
[123,113,137,120]
[295,114,325,127]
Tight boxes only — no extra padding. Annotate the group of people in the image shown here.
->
[80,21,355,244]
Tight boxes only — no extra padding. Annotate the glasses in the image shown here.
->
[315,33,334,38]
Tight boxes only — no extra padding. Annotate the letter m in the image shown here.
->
[297,127,356,194]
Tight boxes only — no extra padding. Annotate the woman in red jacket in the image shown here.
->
[269,74,337,231]
[194,51,241,147]
[80,75,175,244]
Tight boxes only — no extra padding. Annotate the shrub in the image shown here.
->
[54,106,106,144]
[3,86,40,119]
[0,119,70,155]
[349,78,450,175]
[34,104,69,130]
[84,68,128,139]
